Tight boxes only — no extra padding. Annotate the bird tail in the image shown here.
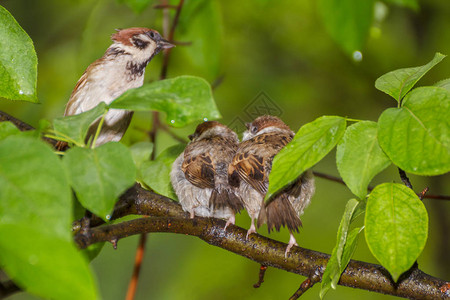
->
[210,184,244,214]
[258,195,302,233]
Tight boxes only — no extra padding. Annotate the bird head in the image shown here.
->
[110,27,174,63]
[243,115,291,141]
[188,121,238,142]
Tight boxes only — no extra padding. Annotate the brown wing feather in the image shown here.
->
[232,150,268,195]
[182,153,215,189]
[233,131,293,196]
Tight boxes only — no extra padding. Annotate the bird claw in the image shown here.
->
[246,221,257,240]
[285,233,298,257]
[224,215,235,232]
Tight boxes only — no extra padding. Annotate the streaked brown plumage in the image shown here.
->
[229,115,315,256]
[56,27,174,150]
[171,121,243,229]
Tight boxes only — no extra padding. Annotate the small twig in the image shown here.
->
[289,269,321,300]
[424,194,450,201]
[159,124,188,143]
[313,171,367,189]
[419,187,429,200]
[125,234,148,300]
[159,0,184,80]
[0,111,56,146]
[253,265,268,288]
[211,74,225,90]
[398,168,413,189]
[160,0,170,38]
[312,171,449,201]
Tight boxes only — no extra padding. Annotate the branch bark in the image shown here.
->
[74,184,450,300]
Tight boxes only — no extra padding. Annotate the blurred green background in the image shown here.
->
[2,0,449,299]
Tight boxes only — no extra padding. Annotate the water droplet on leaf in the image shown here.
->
[352,51,363,62]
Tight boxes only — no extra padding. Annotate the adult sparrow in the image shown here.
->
[56,27,174,150]
[171,121,243,229]
[229,115,315,256]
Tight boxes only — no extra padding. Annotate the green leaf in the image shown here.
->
[375,53,446,103]
[320,199,364,298]
[130,141,153,169]
[177,0,223,79]
[317,0,374,56]
[0,225,98,300]
[110,76,221,127]
[0,5,37,102]
[383,0,419,10]
[0,136,71,237]
[116,0,153,13]
[140,144,185,200]
[0,121,21,141]
[434,78,450,92]
[365,183,428,282]
[63,142,137,220]
[266,116,346,200]
[336,121,391,199]
[0,136,98,299]
[378,87,450,175]
[53,102,108,146]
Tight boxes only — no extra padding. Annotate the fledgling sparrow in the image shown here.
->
[56,27,174,150]
[171,121,244,229]
[229,115,315,256]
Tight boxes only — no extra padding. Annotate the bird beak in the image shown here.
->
[158,38,175,50]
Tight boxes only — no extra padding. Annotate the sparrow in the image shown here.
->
[229,115,315,256]
[56,27,174,150]
[171,121,244,229]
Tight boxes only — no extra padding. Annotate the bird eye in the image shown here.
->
[251,126,258,134]
[133,38,149,49]
[149,31,156,38]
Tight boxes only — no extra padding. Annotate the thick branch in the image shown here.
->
[3,111,450,298]
[74,184,449,300]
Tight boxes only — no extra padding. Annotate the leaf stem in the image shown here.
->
[91,111,107,149]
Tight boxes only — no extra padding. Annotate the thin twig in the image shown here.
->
[253,265,268,288]
[398,168,413,189]
[125,233,148,300]
[159,0,184,80]
[159,124,189,143]
[289,270,321,300]
[419,187,429,200]
[312,171,449,201]
[211,74,225,90]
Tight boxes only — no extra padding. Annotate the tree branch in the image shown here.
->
[3,111,450,299]
[73,184,450,300]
